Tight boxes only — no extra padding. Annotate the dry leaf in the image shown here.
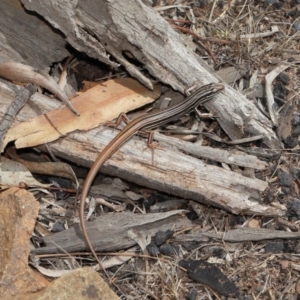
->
[31,264,71,278]
[16,158,79,188]
[100,248,137,269]
[2,78,160,151]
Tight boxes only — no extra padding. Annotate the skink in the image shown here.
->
[79,82,224,273]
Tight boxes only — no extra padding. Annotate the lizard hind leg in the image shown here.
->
[141,130,157,165]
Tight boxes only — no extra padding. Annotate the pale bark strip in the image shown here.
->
[0,84,36,153]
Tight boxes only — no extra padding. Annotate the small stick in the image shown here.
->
[0,62,80,116]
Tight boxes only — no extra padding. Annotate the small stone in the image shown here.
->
[294,21,300,32]
[278,72,290,85]
[154,229,174,246]
[286,199,300,219]
[159,244,179,256]
[146,242,160,256]
[283,136,298,148]
[186,288,197,300]
[52,221,65,233]
[278,170,294,187]
[265,241,284,253]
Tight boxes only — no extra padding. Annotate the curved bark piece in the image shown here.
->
[0,62,79,116]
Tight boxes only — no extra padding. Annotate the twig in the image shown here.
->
[201,132,264,145]
[0,62,80,116]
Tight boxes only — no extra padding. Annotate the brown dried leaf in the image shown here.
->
[2,78,160,151]
[16,158,79,188]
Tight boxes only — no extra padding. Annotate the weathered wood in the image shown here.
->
[176,228,300,243]
[0,82,283,217]
[49,130,277,216]
[33,211,192,254]
[154,133,268,170]
[20,0,281,148]
[0,62,79,116]
[0,1,284,218]
[0,0,69,68]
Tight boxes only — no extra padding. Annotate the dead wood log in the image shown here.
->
[20,0,281,149]
[0,1,284,217]
[0,81,285,217]
[33,211,192,254]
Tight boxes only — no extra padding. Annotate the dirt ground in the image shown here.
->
[26,1,300,299]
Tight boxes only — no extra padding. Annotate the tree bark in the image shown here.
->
[0,1,283,216]
[20,0,281,148]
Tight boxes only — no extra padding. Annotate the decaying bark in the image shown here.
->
[20,0,281,148]
[0,62,79,115]
[0,0,69,68]
[176,228,300,243]
[33,211,192,254]
[0,81,284,217]
[0,1,284,217]
[0,84,36,152]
